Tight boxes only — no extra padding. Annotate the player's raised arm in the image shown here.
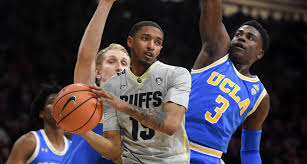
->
[193,0,230,69]
[74,0,116,85]
[73,0,122,162]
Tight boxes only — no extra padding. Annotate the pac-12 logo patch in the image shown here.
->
[251,84,260,95]
[156,77,162,85]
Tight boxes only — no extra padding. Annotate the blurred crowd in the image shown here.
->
[1,0,306,163]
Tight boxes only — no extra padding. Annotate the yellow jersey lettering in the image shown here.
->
[239,98,250,115]
[219,78,234,93]
[229,85,241,103]
[205,95,229,123]
[207,72,225,86]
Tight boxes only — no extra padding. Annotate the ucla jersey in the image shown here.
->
[62,120,114,164]
[27,129,70,164]
[186,55,267,153]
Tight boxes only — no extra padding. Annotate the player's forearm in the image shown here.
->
[126,105,180,136]
[77,0,114,62]
[80,131,121,161]
[200,0,222,40]
[74,0,114,84]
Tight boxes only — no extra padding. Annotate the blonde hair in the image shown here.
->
[95,43,129,66]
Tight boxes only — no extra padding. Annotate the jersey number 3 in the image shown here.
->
[130,117,155,141]
[205,95,229,123]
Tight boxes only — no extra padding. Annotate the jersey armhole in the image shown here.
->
[26,131,40,164]
[245,89,267,118]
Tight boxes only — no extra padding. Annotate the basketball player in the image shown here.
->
[185,0,270,163]
[62,44,129,164]
[6,83,71,164]
[62,0,130,163]
[78,0,191,163]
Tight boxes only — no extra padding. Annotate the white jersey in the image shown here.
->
[103,61,191,164]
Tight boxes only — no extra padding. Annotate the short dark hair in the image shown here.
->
[241,20,270,52]
[129,21,164,37]
[30,82,61,120]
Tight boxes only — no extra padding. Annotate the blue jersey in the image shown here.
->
[62,119,114,164]
[186,55,267,153]
[27,129,70,164]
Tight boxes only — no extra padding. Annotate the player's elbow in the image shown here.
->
[164,122,181,136]
[101,149,121,162]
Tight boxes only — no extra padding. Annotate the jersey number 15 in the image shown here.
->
[130,117,155,140]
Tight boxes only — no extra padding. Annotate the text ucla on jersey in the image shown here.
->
[186,55,267,153]
[27,129,70,164]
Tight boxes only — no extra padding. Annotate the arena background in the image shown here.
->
[1,0,306,163]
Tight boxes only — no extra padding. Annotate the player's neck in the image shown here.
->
[234,63,252,77]
[130,61,152,76]
[44,123,65,147]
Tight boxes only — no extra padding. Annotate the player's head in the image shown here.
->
[230,20,269,65]
[127,21,164,65]
[31,83,62,126]
[95,43,130,85]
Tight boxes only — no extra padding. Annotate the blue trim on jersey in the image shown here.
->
[186,55,266,153]
[62,122,114,164]
[27,130,70,164]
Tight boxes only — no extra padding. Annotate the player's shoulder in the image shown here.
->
[157,61,189,74]
[13,131,37,149]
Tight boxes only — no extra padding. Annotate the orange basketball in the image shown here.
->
[52,83,102,134]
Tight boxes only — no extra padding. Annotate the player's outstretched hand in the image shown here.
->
[90,85,129,113]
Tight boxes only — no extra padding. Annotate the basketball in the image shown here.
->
[52,83,103,134]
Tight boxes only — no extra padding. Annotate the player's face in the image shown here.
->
[96,49,130,83]
[127,26,163,65]
[40,93,57,124]
[230,25,264,65]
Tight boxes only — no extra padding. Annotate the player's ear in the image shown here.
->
[256,49,264,60]
[39,111,44,119]
[95,66,101,79]
[127,36,133,48]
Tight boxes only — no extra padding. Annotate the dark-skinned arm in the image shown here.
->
[6,133,36,164]
[193,0,230,69]
[240,94,270,164]
[243,94,270,130]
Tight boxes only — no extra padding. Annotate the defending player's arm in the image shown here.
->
[91,67,191,136]
[6,133,36,164]
[74,0,116,85]
[193,0,230,69]
[240,94,270,164]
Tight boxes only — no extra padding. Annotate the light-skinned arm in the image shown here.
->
[74,0,116,86]
[73,0,122,161]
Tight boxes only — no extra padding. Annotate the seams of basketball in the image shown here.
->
[56,97,96,126]
[53,90,94,119]
[53,90,93,110]
[69,98,99,133]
